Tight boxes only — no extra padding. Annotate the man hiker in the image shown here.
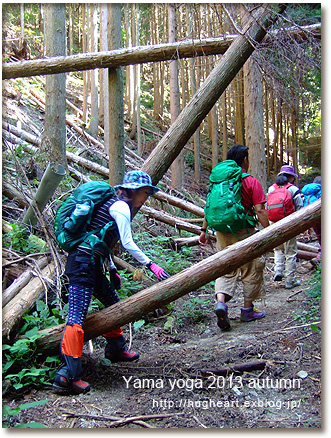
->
[199,144,269,332]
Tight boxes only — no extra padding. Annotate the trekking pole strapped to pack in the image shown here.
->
[54,181,116,253]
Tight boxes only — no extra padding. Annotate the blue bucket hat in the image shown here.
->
[114,170,160,194]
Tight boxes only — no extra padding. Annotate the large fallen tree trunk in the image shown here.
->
[33,199,320,354]
[2,24,320,80]
[141,5,286,184]
[2,37,236,80]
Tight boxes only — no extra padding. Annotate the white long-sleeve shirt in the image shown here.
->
[109,200,151,265]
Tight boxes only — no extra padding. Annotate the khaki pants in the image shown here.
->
[274,236,298,281]
[215,228,266,302]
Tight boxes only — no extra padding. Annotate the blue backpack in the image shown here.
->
[301,183,321,207]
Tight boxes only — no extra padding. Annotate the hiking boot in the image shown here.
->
[105,349,140,362]
[53,374,90,395]
[273,271,283,281]
[104,335,140,362]
[285,279,301,289]
[214,301,231,331]
[240,306,266,322]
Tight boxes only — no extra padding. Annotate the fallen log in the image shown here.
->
[2,24,320,80]
[32,199,320,354]
[170,235,216,250]
[2,181,32,208]
[3,37,235,80]
[2,256,51,307]
[2,263,56,338]
[297,249,317,261]
[153,190,204,218]
[140,205,204,236]
[200,359,269,377]
[3,122,204,219]
[297,241,319,254]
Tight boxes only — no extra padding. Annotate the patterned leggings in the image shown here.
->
[67,282,119,326]
[64,248,120,327]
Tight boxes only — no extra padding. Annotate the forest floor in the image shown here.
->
[2,77,322,430]
[3,245,321,429]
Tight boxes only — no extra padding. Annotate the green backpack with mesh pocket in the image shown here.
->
[204,160,256,233]
[54,181,116,253]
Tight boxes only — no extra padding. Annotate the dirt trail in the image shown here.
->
[4,252,321,429]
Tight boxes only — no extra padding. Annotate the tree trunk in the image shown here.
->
[169,4,183,190]
[33,199,320,353]
[141,4,286,185]
[42,3,66,167]
[88,4,99,138]
[222,92,228,160]
[242,5,267,192]
[100,4,109,154]
[107,3,125,186]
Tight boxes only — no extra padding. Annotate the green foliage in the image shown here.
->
[20,300,66,332]
[2,301,64,392]
[3,223,48,254]
[175,296,211,325]
[133,319,145,331]
[131,230,195,276]
[2,399,48,428]
[292,267,321,328]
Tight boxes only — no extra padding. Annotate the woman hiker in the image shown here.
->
[267,165,303,289]
[53,171,170,395]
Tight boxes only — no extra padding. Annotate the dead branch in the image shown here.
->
[201,359,269,376]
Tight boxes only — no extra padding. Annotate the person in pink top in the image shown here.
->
[199,145,269,332]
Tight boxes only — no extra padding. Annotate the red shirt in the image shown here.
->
[241,168,266,215]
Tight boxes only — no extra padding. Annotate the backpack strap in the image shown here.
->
[78,221,115,263]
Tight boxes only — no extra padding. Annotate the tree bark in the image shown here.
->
[169,3,183,190]
[297,241,319,253]
[107,3,125,187]
[42,3,66,167]
[141,4,286,185]
[242,4,267,192]
[33,200,320,353]
[88,4,99,138]
[297,249,317,261]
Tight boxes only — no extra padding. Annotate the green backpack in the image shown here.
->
[204,160,256,234]
[54,181,116,253]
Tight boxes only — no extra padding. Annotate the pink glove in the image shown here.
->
[147,262,170,281]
